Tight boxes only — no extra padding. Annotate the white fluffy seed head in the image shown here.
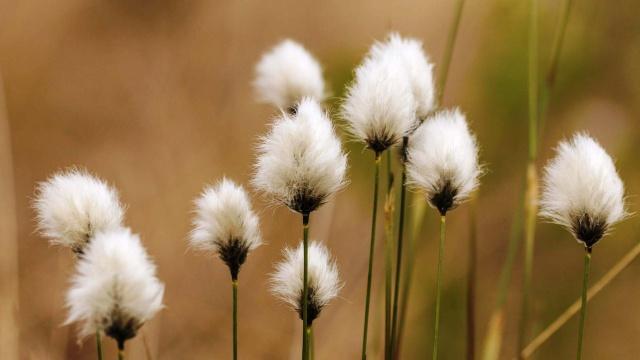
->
[369,33,436,119]
[270,241,341,324]
[253,98,348,214]
[34,169,125,253]
[253,39,325,111]
[341,49,417,153]
[540,133,626,248]
[406,109,481,215]
[190,178,262,279]
[65,228,164,342]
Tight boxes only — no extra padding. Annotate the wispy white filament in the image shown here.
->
[406,109,481,214]
[254,39,325,110]
[369,33,436,119]
[341,49,417,152]
[34,169,124,252]
[253,97,347,214]
[65,228,164,340]
[270,241,341,321]
[540,133,626,247]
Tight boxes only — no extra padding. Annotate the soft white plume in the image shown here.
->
[65,228,164,342]
[253,97,347,214]
[34,169,124,253]
[369,33,436,118]
[270,241,341,323]
[254,39,325,111]
[540,133,626,248]
[406,109,481,214]
[341,50,417,153]
[190,178,262,278]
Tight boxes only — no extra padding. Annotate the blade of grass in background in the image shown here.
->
[521,241,640,358]
[516,0,540,356]
[393,1,466,358]
[0,72,20,360]
[483,0,575,358]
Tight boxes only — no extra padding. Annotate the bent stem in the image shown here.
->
[384,152,395,360]
[302,213,310,360]
[96,331,103,360]
[576,248,592,360]
[362,152,382,360]
[232,279,238,360]
[390,137,409,357]
[521,241,640,358]
[432,215,447,360]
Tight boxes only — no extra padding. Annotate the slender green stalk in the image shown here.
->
[232,280,238,360]
[302,213,310,360]
[395,0,466,356]
[308,326,314,360]
[384,152,395,360]
[362,152,382,360]
[432,215,447,360]
[467,199,477,360]
[117,341,125,360]
[437,0,467,103]
[522,241,640,358]
[576,248,592,360]
[518,0,539,355]
[390,138,408,357]
[96,331,103,360]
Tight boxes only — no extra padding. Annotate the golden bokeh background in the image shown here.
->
[1,0,640,359]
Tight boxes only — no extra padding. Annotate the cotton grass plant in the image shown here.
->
[539,133,626,360]
[190,178,262,360]
[253,97,347,360]
[406,108,481,360]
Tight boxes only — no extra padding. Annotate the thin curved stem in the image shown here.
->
[302,213,310,360]
[361,152,382,360]
[432,215,446,360]
[390,138,408,357]
[576,248,592,360]
[437,0,467,104]
[96,331,103,360]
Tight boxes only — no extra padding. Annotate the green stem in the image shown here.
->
[467,200,477,360]
[117,341,125,360]
[436,0,466,104]
[362,152,381,360]
[96,331,103,360]
[527,0,539,162]
[302,213,310,360]
[433,215,446,360]
[384,152,394,360]
[576,248,592,360]
[308,326,314,360]
[390,138,408,357]
[232,279,238,360]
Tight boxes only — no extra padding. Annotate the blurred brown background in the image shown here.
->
[1,0,640,359]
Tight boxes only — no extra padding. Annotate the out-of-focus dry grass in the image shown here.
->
[0,0,639,359]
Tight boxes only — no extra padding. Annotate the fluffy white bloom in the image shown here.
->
[253,97,347,214]
[369,33,436,118]
[540,133,626,248]
[34,169,124,253]
[406,109,481,215]
[341,50,417,153]
[190,178,262,279]
[270,241,341,324]
[65,228,164,346]
[253,39,325,111]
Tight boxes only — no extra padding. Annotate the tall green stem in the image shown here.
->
[308,326,314,360]
[390,138,408,357]
[576,248,592,360]
[518,0,539,355]
[96,331,103,360]
[437,0,467,103]
[232,279,238,360]
[302,213,310,360]
[117,341,125,360]
[384,152,395,360]
[362,152,381,360]
[433,215,447,360]
[467,199,477,360]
